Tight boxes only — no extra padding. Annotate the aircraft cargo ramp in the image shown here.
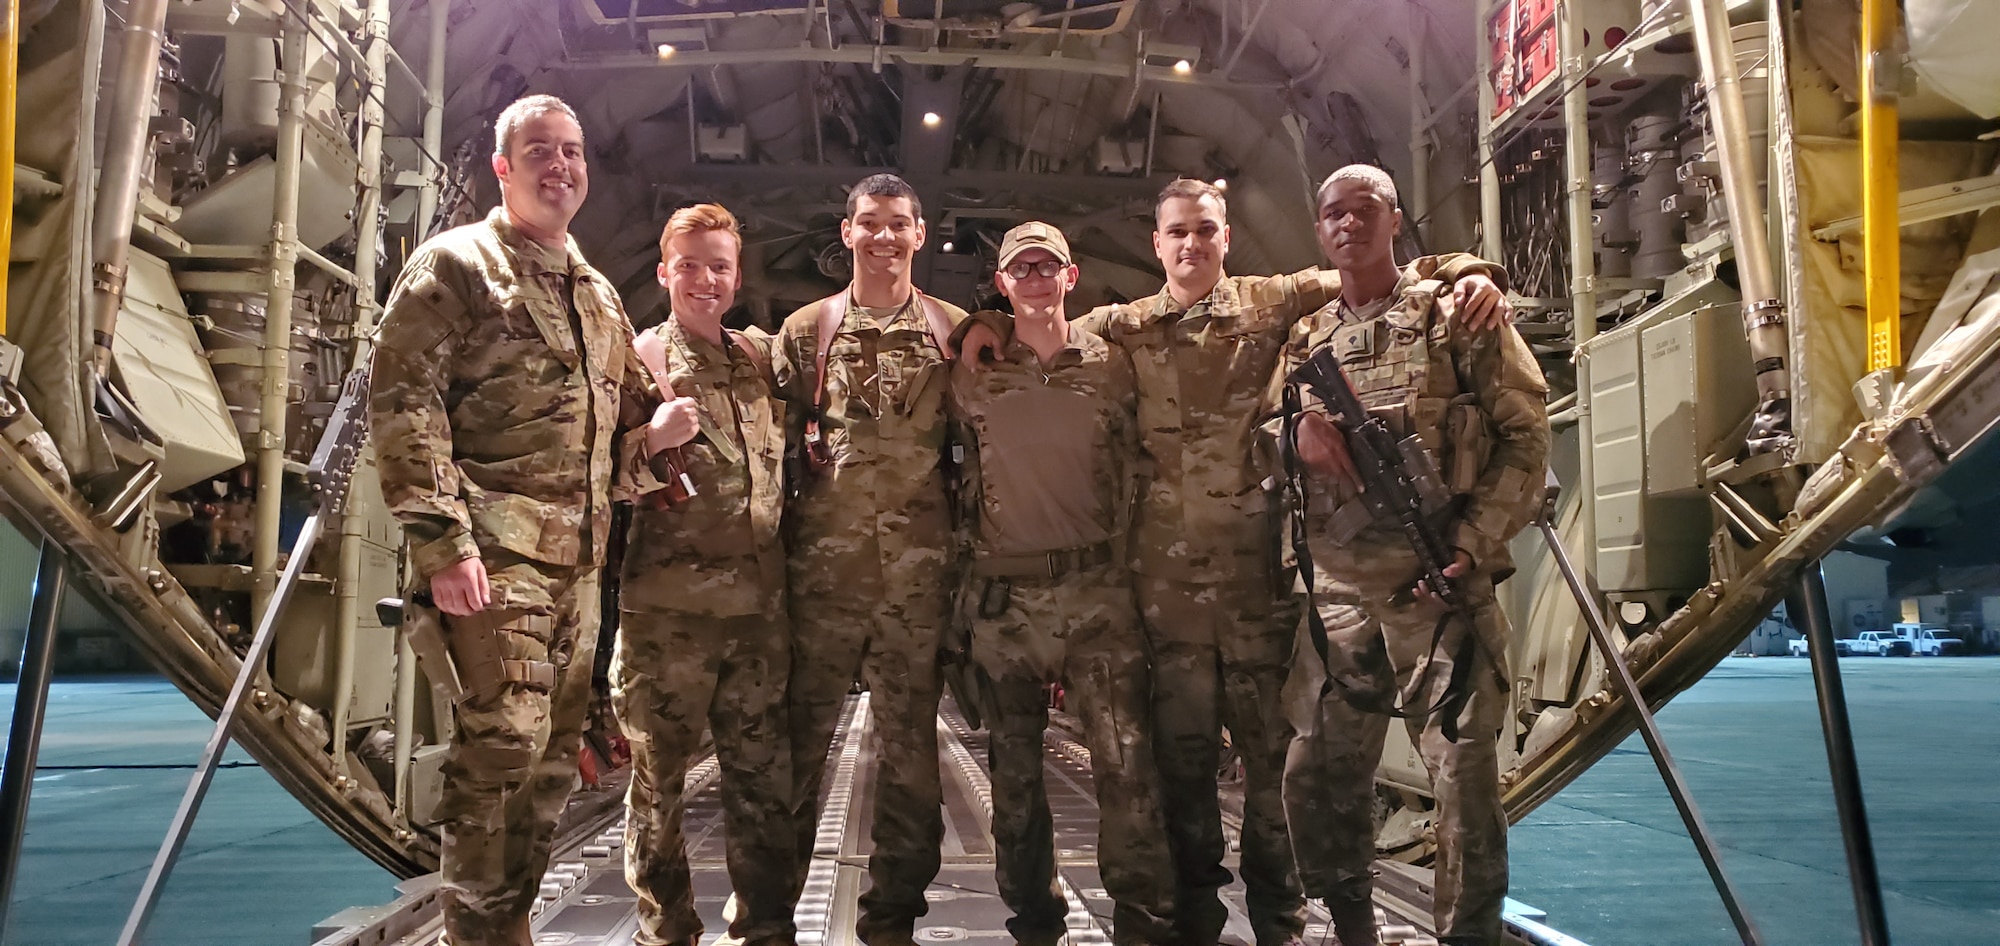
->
[305,696,1581,946]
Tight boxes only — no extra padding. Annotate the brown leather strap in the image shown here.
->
[971,540,1116,579]
[812,292,846,419]
[726,328,772,382]
[913,289,956,361]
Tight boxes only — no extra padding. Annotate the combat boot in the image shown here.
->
[1322,897,1378,946]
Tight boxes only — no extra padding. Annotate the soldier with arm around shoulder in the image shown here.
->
[369,94,683,946]
[1277,165,1551,946]
[949,222,1176,946]
[961,179,1509,946]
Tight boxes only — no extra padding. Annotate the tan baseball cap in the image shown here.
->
[997,221,1073,267]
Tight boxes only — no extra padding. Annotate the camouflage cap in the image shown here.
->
[997,221,1073,267]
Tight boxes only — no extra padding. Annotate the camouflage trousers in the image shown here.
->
[436,551,600,946]
[611,609,796,946]
[1138,574,1305,946]
[786,579,949,942]
[965,564,1175,946]
[1282,550,1509,946]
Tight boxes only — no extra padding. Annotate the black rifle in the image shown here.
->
[1284,347,1480,740]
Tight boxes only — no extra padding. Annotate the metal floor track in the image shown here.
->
[308,695,1578,946]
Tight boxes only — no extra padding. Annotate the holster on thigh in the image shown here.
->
[448,608,561,702]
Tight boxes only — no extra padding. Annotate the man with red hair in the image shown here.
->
[614,203,797,946]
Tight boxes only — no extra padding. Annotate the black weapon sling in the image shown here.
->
[1281,381,1478,742]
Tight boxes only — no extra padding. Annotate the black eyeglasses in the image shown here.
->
[1003,259,1066,280]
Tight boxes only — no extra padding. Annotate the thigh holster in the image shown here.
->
[447,610,561,699]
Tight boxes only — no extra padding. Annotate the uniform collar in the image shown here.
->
[662,316,735,374]
[1337,267,1423,324]
[984,310,1095,369]
[842,288,928,334]
[487,207,578,278]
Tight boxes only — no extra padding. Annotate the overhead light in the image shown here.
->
[922,111,942,128]
[1213,178,1228,191]
[941,241,955,253]
[1144,42,1202,74]
[647,26,707,56]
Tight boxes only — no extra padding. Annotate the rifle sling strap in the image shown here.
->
[1281,382,1475,742]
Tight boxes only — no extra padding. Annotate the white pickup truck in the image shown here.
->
[1890,623,1966,656]
[1788,631,1893,657]
[1834,631,1894,656]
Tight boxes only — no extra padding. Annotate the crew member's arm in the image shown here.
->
[603,311,690,503]
[370,253,483,612]
[1421,253,1512,331]
[1445,318,1552,575]
[1266,255,1514,331]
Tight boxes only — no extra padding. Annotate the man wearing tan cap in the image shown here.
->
[947,221,1175,946]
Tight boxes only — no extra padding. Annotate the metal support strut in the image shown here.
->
[1535,484,1764,945]
[0,546,70,936]
[1787,567,1892,946]
[115,506,331,945]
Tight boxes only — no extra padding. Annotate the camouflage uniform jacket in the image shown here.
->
[620,318,787,619]
[771,291,969,592]
[1275,258,1550,577]
[1074,257,1501,585]
[948,313,1137,560]
[371,207,664,580]
[1070,272,1340,585]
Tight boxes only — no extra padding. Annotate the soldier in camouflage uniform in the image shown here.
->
[1276,166,1549,946]
[613,204,797,946]
[771,174,968,946]
[965,180,1509,946]
[951,222,1175,946]
[371,95,677,946]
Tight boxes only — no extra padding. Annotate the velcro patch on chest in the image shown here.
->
[1333,320,1384,363]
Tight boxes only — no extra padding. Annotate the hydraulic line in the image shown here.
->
[1687,0,1794,455]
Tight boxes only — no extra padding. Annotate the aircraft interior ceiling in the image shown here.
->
[362,0,1488,320]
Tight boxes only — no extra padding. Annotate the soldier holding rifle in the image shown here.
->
[1274,165,1550,946]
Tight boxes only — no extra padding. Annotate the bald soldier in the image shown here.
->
[951,222,1175,946]
[772,173,969,946]
[613,203,796,946]
[967,178,1510,946]
[1277,166,1549,946]
[371,94,679,946]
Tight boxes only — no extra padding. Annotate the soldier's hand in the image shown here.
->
[1295,411,1363,493]
[959,322,1003,371]
[432,556,491,616]
[647,397,701,453]
[1415,550,1475,603]
[1446,274,1512,332]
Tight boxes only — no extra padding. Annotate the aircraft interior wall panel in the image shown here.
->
[1639,304,1757,497]
[1588,324,1708,595]
[111,249,248,492]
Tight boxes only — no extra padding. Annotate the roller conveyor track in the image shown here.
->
[311,695,1574,946]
